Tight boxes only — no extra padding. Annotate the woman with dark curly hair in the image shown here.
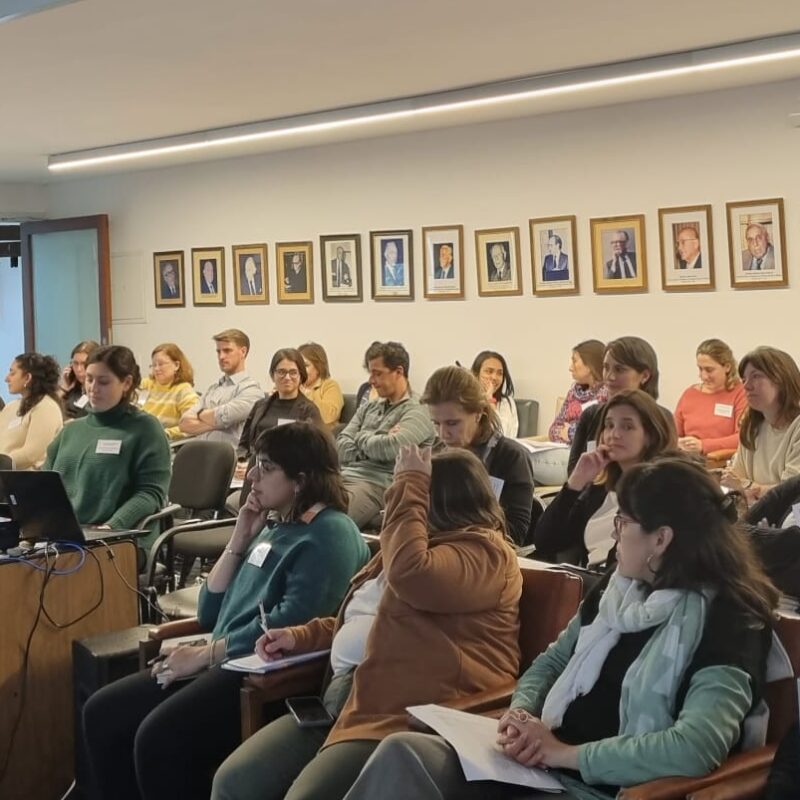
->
[0,352,63,469]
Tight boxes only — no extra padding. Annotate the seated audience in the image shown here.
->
[346,457,777,800]
[139,342,200,440]
[569,336,673,474]
[722,346,800,504]
[82,422,370,800]
[534,390,676,568]
[471,350,518,437]
[533,340,607,486]
[236,349,322,497]
[337,341,435,527]
[211,444,522,800]
[179,328,262,446]
[675,338,746,456]
[0,353,63,469]
[421,365,534,545]
[44,346,170,541]
[58,339,99,420]
[299,342,344,426]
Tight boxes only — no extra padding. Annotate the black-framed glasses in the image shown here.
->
[274,369,300,379]
[613,512,638,536]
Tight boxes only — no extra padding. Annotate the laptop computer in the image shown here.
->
[0,470,146,545]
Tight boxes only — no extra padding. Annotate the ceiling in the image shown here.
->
[3,0,800,180]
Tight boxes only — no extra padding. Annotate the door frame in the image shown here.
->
[20,214,111,350]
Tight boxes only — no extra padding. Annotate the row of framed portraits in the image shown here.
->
[153,197,788,307]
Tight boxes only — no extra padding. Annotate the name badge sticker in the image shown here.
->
[74,395,89,409]
[276,418,294,427]
[586,440,597,453]
[489,476,505,499]
[714,403,734,418]
[95,439,122,455]
[580,400,598,412]
[248,542,272,568]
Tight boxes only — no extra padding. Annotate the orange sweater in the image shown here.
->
[286,469,522,746]
[674,384,747,453]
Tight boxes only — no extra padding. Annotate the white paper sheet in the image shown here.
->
[221,649,330,673]
[407,704,564,792]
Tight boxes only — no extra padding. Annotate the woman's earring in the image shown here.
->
[646,553,658,575]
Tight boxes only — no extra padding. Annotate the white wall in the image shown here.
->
[0,182,47,219]
[45,78,800,430]
[0,258,24,402]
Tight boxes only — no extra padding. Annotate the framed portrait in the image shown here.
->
[475,227,522,297]
[276,241,314,304]
[590,215,647,294]
[191,247,226,306]
[726,197,787,289]
[422,225,464,300]
[153,251,185,307]
[232,243,268,304]
[529,216,578,296]
[658,205,714,292]
[370,229,414,301]
[320,234,362,302]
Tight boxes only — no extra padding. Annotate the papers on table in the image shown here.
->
[407,704,564,793]
[222,649,330,674]
[516,439,569,455]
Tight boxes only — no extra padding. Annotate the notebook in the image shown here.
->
[0,470,146,544]
[222,649,330,674]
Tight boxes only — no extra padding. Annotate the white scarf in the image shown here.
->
[542,571,710,736]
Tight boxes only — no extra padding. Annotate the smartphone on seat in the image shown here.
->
[285,696,334,728]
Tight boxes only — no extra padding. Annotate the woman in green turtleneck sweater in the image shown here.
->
[44,345,170,539]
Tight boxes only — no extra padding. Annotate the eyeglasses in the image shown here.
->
[255,456,277,473]
[613,513,638,536]
[274,369,300,379]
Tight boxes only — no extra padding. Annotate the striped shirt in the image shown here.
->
[139,378,200,440]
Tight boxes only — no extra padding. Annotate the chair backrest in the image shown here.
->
[515,399,539,438]
[169,439,237,512]
[340,394,358,426]
[0,453,13,470]
[765,614,800,743]
[518,566,583,671]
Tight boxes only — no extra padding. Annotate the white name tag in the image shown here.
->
[580,400,598,412]
[74,395,89,409]
[714,403,734,418]
[489,476,505,498]
[7,417,21,430]
[95,439,122,455]
[586,440,597,453]
[277,418,294,427]
[248,542,272,567]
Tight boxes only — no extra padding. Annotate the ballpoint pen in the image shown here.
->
[258,600,269,636]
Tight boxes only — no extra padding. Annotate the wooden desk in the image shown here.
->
[0,541,138,800]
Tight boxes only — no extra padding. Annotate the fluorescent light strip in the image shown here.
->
[48,33,800,172]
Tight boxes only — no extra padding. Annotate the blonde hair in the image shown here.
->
[696,339,739,391]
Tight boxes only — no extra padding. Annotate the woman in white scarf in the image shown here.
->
[343,457,779,800]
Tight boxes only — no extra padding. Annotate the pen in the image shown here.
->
[258,600,269,636]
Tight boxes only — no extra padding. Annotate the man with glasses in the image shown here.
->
[675,227,702,270]
[336,341,436,527]
[180,328,262,446]
[604,230,637,279]
[160,261,180,298]
[742,222,775,271]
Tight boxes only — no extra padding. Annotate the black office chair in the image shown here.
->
[514,399,540,438]
[332,393,358,436]
[0,454,13,470]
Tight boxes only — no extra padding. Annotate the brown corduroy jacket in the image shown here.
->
[285,469,522,747]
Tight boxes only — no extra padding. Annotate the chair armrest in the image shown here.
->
[619,746,776,800]
[137,618,207,669]
[687,767,770,800]
[706,449,736,469]
[137,503,182,531]
[240,659,328,740]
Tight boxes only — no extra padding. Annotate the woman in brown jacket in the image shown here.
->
[211,445,522,800]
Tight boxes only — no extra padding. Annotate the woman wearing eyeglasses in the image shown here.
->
[82,422,370,800]
[534,390,676,569]
[235,348,322,497]
[344,457,777,800]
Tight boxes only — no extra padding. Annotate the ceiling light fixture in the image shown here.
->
[48,32,800,172]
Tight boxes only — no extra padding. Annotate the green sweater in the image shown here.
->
[510,608,760,799]
[43,403,170,536]
[197,507,370,658]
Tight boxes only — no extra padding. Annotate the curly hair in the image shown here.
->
[14,353,61,416]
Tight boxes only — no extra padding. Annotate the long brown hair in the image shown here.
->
[298,342,331,381]
[618,457,778,625]
[14,353,61,416]
[597,389,677,489]
[738,347,800,450]
[573,340,605,384]
[605,336,660,399]
[696,339,739,391]
[150,342,195,386]
[421,365,500,446]
[427,449,506,536]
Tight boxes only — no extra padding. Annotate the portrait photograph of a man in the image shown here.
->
[475,226,521,297]
[191,247,226,306]
[423,225,464,300]
[321,235,362,302]
[591,215,647,294]
[727,198,787,289]
[529,216,578,295]
[371,229,413,300]
[276,241,314,303]
[658,205,714,292]
[153,251,185,307]
[233,244,268,304]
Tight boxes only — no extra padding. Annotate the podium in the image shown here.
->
[0,541,138,800]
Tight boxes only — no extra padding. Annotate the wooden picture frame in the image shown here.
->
[191,246,226,306]
[590,215,647,294]
[153,251,185,307]
[726,197,788,290]
[658,205,714,292]
[529,215,579,296]
[422,225,464,300]
[276,241,314,303]
[320,234,363,302]
[232,243,268,304]
[370,229,414,301]
[475,226,522,297]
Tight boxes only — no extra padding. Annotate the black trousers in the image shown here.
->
[82,666,243,800]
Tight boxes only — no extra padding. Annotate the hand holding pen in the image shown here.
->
[254,601,296,662]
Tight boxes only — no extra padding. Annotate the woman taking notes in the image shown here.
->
[211,444,522,800]
[345,458,776,800]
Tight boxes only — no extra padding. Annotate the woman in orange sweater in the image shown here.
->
[211,445,522,800]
